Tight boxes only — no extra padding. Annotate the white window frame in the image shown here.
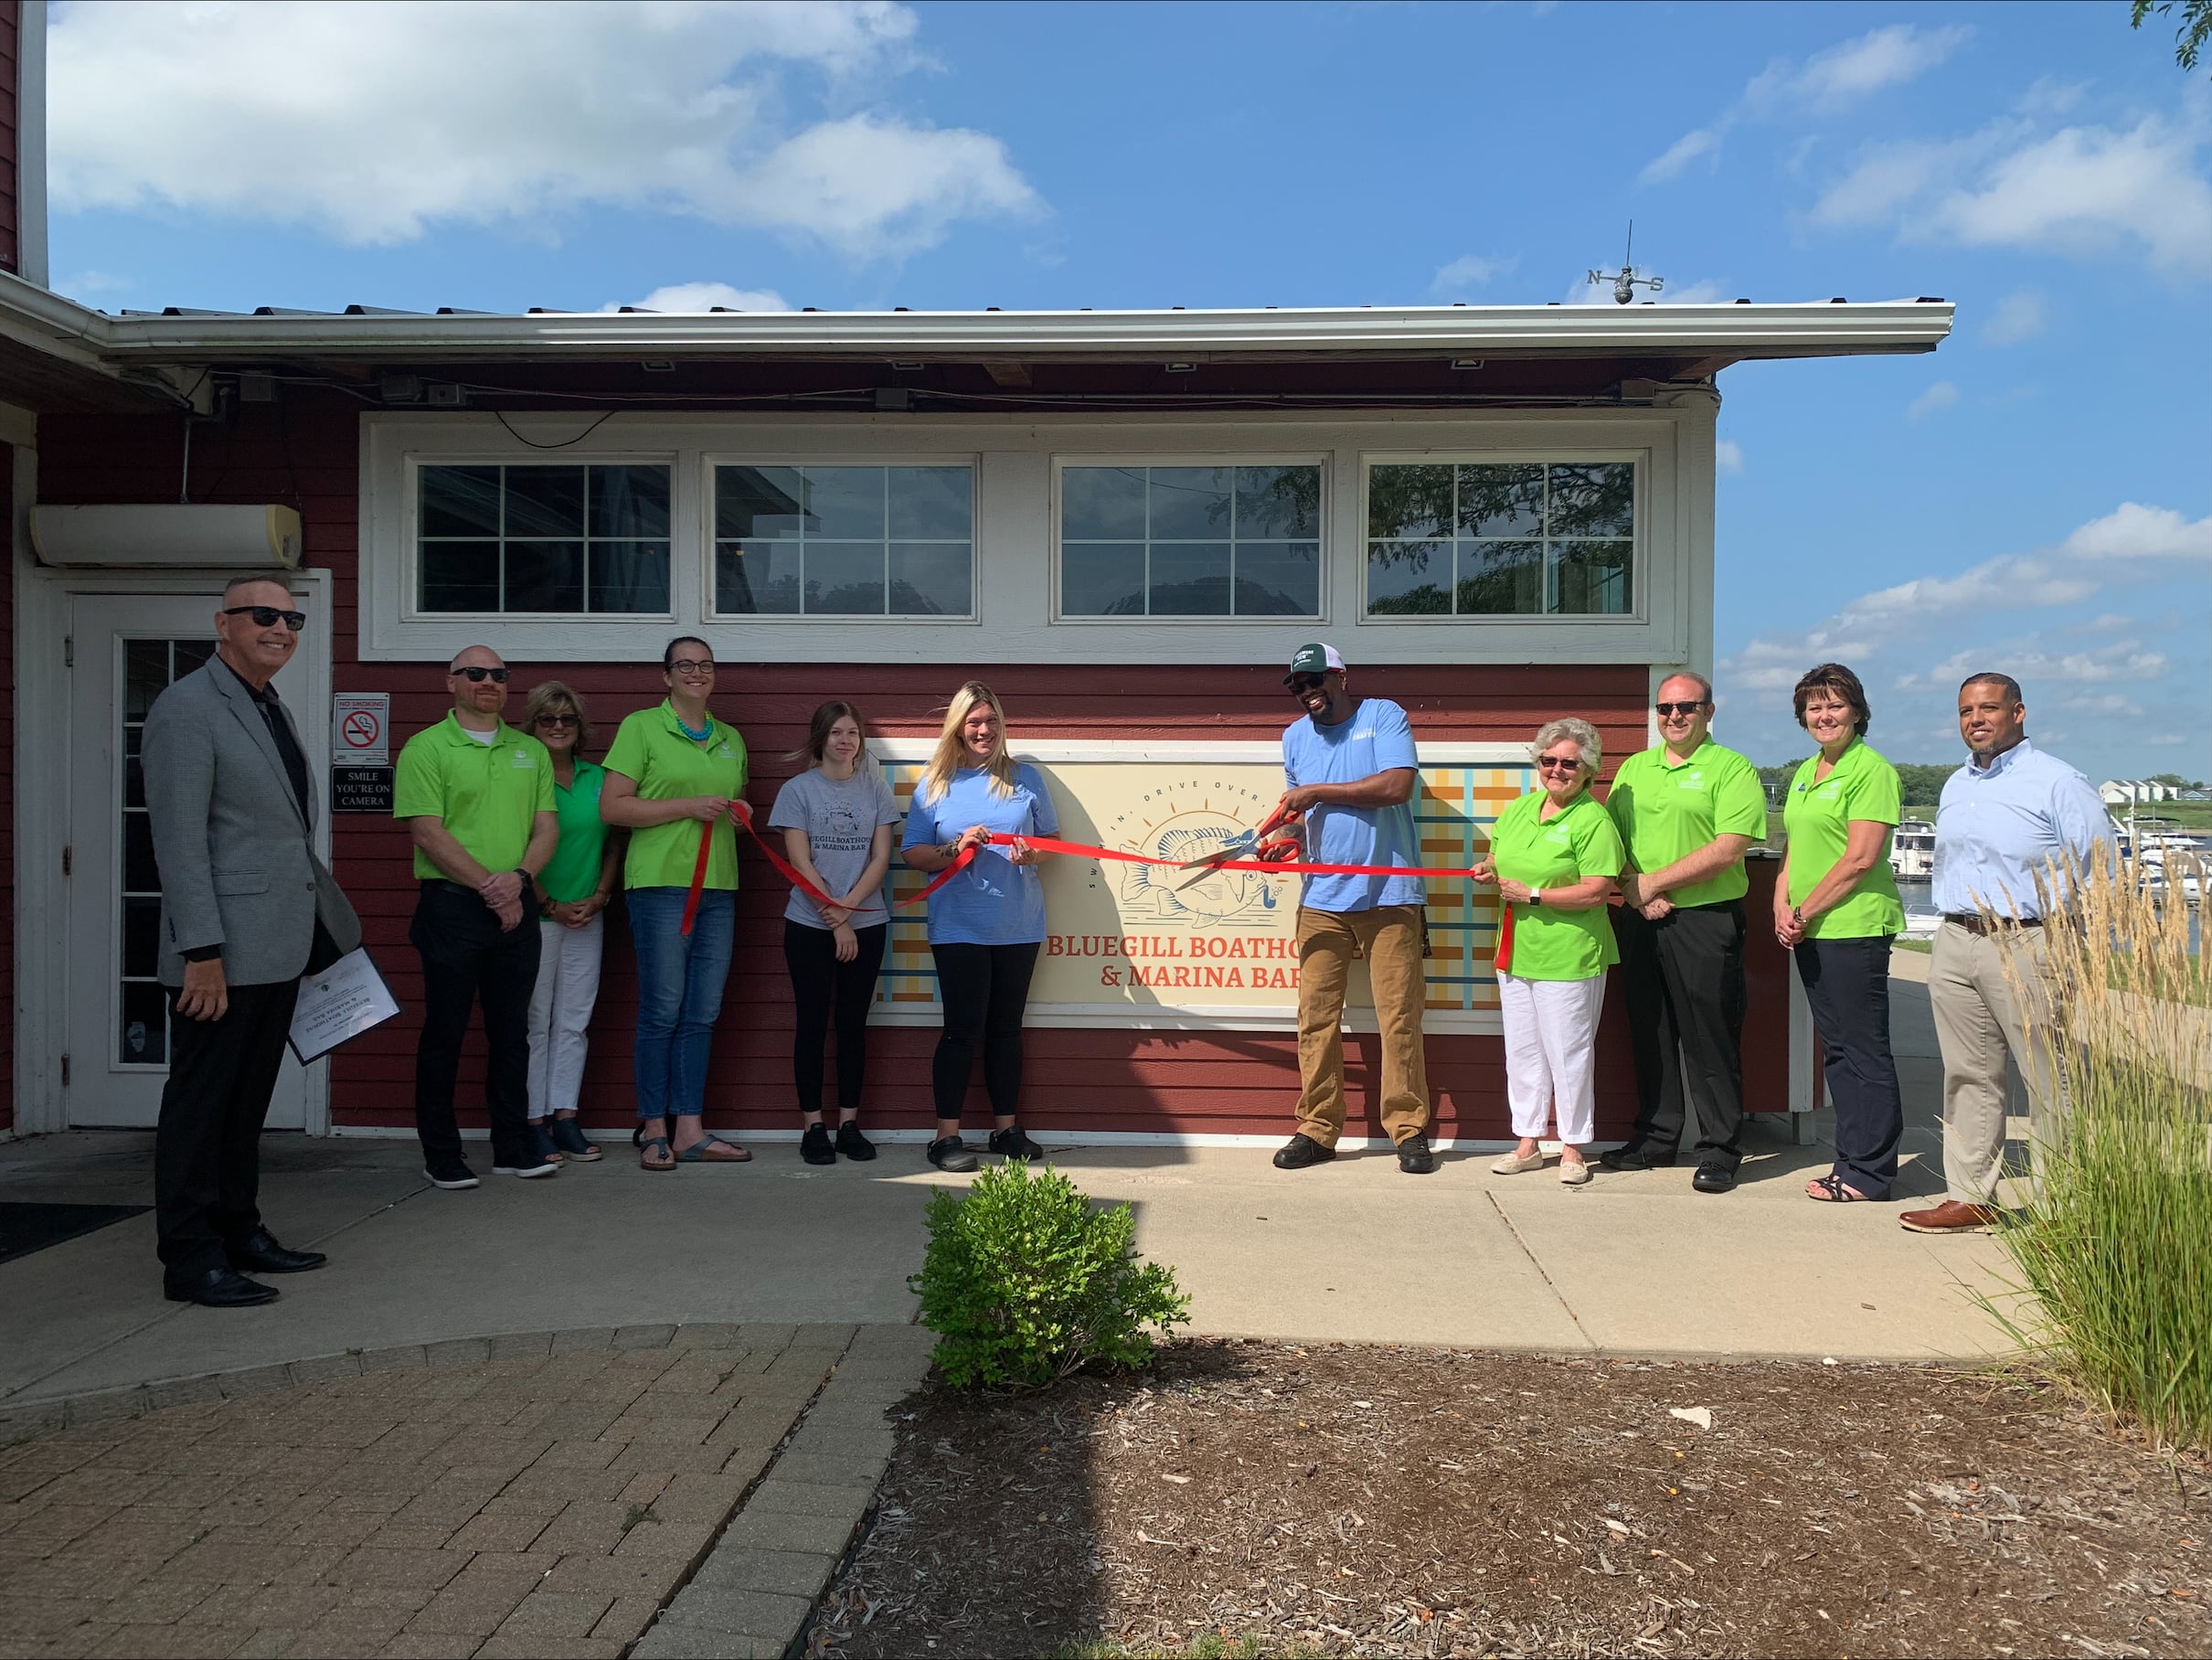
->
[1050,453,1331,625]
[358,404,1710,665]
[701,452,982,623]
[1360,451,1647,623]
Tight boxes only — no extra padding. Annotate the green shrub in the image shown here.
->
[909,1160,1190,1389]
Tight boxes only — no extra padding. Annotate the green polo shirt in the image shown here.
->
[539,760,611,904]
[393,714,555,880]
[601,703,750,891]
[1489,788,1624,981]
[1606,739,1768,909]
[1782,739,1905,940]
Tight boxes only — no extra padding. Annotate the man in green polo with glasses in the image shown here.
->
[394,644,559,1190]
[1601,672,1769,1194]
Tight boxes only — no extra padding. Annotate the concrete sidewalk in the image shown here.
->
[3,974,2016,1410]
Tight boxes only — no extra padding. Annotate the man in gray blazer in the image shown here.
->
[143,574,362,1307]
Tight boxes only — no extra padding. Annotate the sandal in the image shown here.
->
[675,1136,752,1164]
[639,1135,675,1173]
[1805,1173,1870,1202]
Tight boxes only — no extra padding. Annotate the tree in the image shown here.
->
[2132,0,2212,70]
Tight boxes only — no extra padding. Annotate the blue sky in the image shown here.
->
[47,0,2212,774]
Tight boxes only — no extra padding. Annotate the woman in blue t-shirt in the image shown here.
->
[899,682,1059,1172]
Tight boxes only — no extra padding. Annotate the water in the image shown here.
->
[1896,877,2201,954]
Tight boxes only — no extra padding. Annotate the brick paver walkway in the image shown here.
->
[0,1325,857,1659]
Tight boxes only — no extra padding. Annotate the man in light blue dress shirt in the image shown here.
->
[1900,673,2114,1235]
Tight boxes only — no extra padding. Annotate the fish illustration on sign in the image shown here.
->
[1119,823,1281,927]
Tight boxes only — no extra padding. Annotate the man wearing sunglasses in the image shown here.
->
[142,575,362,1306]
[1601,673,1768,1193]
[393,644,559,1190]
[1271,643,1435,1176]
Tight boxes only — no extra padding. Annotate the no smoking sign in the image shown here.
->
[332,692,389,765]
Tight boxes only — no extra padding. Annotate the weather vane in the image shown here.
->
[1589,222,1664,305]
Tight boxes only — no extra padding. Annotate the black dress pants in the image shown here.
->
[411,882,539,1168]
[929,941,1040,1123]
[1618,900,1749,1168]
[154,977,302,1279]
[782,919,888,1116]
[1792,934,1903,1198]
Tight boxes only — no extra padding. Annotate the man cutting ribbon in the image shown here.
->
[1269,644,1437,1176]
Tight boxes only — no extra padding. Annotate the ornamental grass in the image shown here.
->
[1986,855,2212,1452]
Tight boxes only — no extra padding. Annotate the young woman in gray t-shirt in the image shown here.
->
[768,700,903,1164]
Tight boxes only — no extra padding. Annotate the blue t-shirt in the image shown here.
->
[1281,697,1425,913]
[899,762,1062,946]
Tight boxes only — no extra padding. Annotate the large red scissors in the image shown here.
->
[1171,801,1302,892]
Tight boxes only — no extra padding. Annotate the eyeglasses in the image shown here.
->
[1537,756,1584,772]
[535,713,578,729]
[1654,700,1707,717]
[1286,674,1328,695]
[221,604,306,631]
[669,659,716,676]
[452,666,509,684]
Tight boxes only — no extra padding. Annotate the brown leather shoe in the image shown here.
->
[1898,1199,2003,1234]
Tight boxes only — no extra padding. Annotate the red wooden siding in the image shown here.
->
[0,439,14,1132]
[35,398,1793,1146]
[0,0,18,276]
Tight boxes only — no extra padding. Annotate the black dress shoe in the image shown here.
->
[1272,1133,1335,1170]
[1599,1144,1677,1172]
[165,1267,279,1307]
[1693,1161,1739,1195]
[225,1229,326,1274]
[1396,1133,1437,1175]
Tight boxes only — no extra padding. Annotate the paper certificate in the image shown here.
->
[289,947,401,1064]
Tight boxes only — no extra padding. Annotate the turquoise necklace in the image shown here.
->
[673,703,713,742]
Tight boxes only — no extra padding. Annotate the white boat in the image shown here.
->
[1890,819,1935,879]
[1899,906,1942,941]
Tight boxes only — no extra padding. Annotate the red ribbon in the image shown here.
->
[680,800,979,936]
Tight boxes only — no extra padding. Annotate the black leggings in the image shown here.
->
[930,941,1040,1123]
[782,920,888,1118]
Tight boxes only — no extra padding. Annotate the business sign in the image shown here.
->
[331,765,394,814]
[333,692,390,765]
[870,740,1532,1034]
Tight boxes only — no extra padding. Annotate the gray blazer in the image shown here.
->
[143,657,363,988]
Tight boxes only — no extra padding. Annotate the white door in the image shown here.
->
[65,595,320,1129]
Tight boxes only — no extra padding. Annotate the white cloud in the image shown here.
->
[1641,129,1722,185]
[607,282,791,314]
[1908,638,2170,690]
[1983,290,2047,345]
[1906,380,1960,420]
[49,0,1040,255]
[2058,502,2212,562]
[1715,439,1744,474]
[1430,253,1519,295]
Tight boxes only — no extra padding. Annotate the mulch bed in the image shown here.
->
[806,1339,2211,1659]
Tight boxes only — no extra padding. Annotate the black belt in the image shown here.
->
[1941,912,2042,935]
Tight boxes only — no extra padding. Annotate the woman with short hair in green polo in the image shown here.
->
[1473,718,1626,1186]
[601,637,750,1171]
[1776,662,1906,1203]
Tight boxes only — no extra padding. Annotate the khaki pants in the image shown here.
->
[1929,920,2061,1205]
[1293,905,1430,1147]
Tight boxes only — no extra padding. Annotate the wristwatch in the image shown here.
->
[1529,889,1544,907]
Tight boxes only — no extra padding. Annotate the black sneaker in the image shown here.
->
[1599,1143,1678,1172]
[424,1160,480,1190]
[835,1122,877,1162]
[1396,1133,1437,1175]
[549,1117,601,1162]
[988,1125,1046,1162]
[1693,1160,1739,1195]
[927,1135,978,1173]
[1272,1133,1335,1170]
[800,1124,836,1166]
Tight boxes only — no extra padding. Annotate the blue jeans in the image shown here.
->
[628,887,733,1120]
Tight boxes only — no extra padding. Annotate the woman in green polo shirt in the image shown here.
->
[1776,662,1906,1204]
[521,681,620,1167]
[601,637,750,1172]
[1472,717,1625,1186]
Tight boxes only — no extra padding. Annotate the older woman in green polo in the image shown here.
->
[601,636,750,1171]
[1472,717,1625,1186]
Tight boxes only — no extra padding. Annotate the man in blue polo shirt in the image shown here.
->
[1900,672,2113,1235]
[1271,644,1434,1176]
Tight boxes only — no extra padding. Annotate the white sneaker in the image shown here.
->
[1492,1149,1548,1175]
[492,1160,560,1179]
[1558,1159,1591,1186]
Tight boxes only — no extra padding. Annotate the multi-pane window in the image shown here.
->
[1059,464,1321,617]
[1366,462,1634,616]
[714,465,973,616]
[121,637,216,1066]
[418,463,672,613]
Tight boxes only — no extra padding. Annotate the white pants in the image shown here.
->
[1497,971,1606,1145]
[526,912,604,1121]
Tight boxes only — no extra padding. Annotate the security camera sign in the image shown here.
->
[333,692,389,765]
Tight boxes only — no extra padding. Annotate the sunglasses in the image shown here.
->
[221,604,306,631]
[452,666,509,684]
[1286,674,1329,694]
[535,713,578,729]
[669,659,717,676]
[1537,756,1584,772]
[1654,700,1707,718]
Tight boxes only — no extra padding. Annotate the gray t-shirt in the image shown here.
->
[767,767,903,929]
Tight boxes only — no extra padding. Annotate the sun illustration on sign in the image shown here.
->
[1107,778,1284,931]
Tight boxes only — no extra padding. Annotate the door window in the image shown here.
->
[119,638,215,1065]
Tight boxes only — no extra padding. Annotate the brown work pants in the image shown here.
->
[1293,904,1431,1147]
